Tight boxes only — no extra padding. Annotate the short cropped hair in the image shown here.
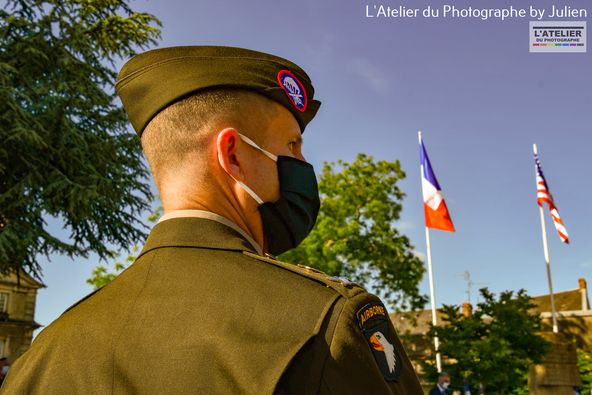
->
[141,89,278,190]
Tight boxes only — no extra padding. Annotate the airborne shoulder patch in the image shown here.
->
[356,301,402,382]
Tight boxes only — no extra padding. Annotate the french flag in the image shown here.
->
[419,133,455,232]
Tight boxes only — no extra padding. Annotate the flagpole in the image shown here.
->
[425,226,442,372]
[419,131,442,372]
[533,143,558,334]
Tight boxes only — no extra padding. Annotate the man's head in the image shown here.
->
[438,371,451,388]
[140,88,302,210]
[116,46,321,253]
[141,89,278,194]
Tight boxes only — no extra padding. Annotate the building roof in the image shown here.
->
[0,271,45,289]
[391,278,589,335]
[531,288,588,313]
[390,309,446,335]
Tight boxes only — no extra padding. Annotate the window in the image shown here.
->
[0,292,8,313]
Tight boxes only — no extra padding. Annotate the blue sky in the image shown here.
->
[35,0,591,331]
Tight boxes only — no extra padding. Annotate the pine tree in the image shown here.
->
[0,0,161,277]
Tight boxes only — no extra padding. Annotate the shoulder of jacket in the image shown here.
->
[242,251,366,300]
[62,287,104,314]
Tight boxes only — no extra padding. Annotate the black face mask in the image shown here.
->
[259,156,320,255]
[232,133,320,255]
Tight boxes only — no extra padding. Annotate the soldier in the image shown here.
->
[1,46,422,394]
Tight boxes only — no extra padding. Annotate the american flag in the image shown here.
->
[534,153,569,244]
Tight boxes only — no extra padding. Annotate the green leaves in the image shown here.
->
[425,288,549,394]
[0,0,161,277]
[87,245,138,290]
[578,349,592,394]
[280,153,427,311]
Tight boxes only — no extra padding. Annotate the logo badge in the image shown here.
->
[277,70,308,112]
[529,21,586,53]
[357,302,402,381]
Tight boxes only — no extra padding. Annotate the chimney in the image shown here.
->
[462,302,473,317]
[579,278,589,311]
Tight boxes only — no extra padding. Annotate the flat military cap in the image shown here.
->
[116,46,321,136]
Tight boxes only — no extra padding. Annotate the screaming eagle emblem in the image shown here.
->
[370,331,397,375]
[357,302,402,381]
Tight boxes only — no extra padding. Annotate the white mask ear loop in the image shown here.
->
[217,148,265,205]
[217,132,276,205]
[238,133,278,162]
[236,180,264,205]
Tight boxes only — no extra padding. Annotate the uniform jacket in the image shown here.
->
[2,217,422,394]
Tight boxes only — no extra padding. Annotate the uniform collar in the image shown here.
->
[158,210,263,255]
[138,211,262,259]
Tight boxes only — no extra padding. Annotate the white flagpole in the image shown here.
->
[533,143,558,333]
[425,226,442,372]
[419,131,442,372]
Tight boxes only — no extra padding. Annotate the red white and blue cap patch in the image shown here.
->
[277,70,308,112]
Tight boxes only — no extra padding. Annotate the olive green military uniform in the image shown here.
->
[2,46,423,394]
[2,216,422,394]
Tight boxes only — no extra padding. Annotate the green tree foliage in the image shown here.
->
[0,0,161,276]
[87,245,138,289]
[578,349,592,394]
[424,288,550,394]
[280,153,426,310]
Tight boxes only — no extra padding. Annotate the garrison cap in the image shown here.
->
[116,46,321,136]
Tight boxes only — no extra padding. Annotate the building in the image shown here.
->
[390,277,590,389]
[530,277,591,349]
[389,303,473,389]
[390,307,443,378]
[0,271,44,362]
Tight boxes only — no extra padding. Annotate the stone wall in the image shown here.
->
[529,332,581,395]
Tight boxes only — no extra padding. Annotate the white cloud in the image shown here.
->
[346,57,391,95]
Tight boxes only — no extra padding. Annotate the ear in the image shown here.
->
[216,128,244,181]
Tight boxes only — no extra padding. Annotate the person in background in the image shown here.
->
[429,371,451,395]
[463,378,472,395]
[0,358,8,384]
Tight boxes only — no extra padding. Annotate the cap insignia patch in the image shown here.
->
[277,70,308,112]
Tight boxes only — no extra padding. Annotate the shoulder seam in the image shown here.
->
[63,287,103,314]
[242,251,365,299]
